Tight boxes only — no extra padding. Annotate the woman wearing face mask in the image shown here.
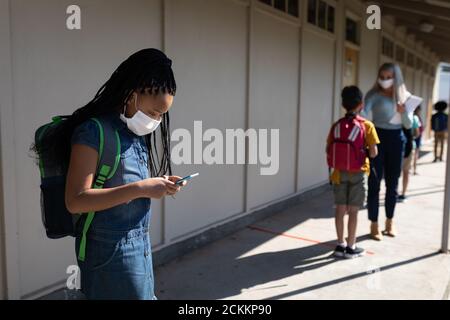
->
[33,49,187,299]
[362,63,413,241]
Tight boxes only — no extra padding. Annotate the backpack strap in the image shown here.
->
[353,115,367,139]
[78,117,121,262]
[330,119,343,140]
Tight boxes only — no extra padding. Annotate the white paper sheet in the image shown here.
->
[389,95,423,125]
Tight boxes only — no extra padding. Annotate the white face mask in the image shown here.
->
[378,78,394,89]
[120,95,161,136]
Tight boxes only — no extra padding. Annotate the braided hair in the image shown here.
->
[31,48,176,177]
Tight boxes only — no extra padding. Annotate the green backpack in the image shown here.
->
[35,116,121,261]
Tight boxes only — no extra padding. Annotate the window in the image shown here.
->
[327,5,335,33]
[345,18,359,44]
[407,52,415,68]
[288,0,299,17]
[258,0,300,18]
[318,1,327,29]
[395,46,405,63]
[308,0,317,24]
[274,0,286,11]
[307,0,335,33]
[382,37,394,58]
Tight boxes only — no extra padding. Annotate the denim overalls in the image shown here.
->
[71,112,156,300]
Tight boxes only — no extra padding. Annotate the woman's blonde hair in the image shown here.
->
[367,62,410,104]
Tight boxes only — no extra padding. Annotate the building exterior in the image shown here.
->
[0,0,446,299]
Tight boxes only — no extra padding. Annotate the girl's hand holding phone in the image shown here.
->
[138,177,182,199]
[163,175,187,198]
[163,175,188,187]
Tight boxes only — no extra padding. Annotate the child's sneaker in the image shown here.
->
[344,246,365,259]
[333,245,346,258]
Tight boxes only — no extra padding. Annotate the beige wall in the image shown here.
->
[359,22,380,94]
[0,0,14,300]
[298,28,335,191]
[421,74,431,132]
[0,2,6,298]
[247,8,299,208]
[0,124,5,300]
[414,69,423,96]
[164,0,248,241]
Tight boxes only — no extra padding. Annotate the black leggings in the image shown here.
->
[368,128,406,222]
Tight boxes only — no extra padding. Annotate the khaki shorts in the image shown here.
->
[435,131,447,140]
[333,171,366,207]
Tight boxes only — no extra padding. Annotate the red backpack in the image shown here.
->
[327,115,367,172]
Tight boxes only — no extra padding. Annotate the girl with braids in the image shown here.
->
[33,48,186,299]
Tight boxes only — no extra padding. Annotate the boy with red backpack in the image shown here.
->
[326,86,380,259]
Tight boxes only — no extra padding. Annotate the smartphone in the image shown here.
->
[175,173,199,185]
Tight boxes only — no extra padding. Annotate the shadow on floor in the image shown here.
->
[156,191,376,300]
[263,251,440,300]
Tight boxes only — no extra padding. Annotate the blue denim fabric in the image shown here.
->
[71,112,156,300]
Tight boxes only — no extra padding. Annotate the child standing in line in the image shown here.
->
[431,101,448,162]
[326,86,380,259]
[398,109,421,202]
[33,49,187,300]
[413,106,424,175]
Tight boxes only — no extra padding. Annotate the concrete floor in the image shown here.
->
[154,143,450,300]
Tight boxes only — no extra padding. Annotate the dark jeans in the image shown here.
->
[368,128,406,222]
